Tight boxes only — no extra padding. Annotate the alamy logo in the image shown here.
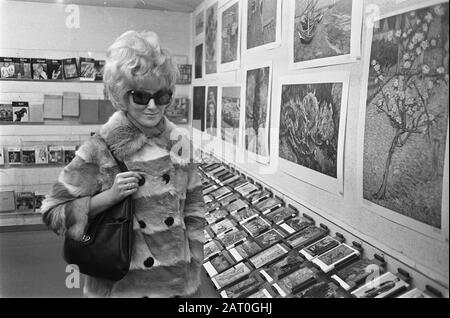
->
[65,264,81,289]
[65,4,80,29]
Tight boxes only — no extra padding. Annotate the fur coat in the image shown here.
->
[40,111,206,298]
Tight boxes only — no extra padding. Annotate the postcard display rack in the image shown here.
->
[198,154,446,299]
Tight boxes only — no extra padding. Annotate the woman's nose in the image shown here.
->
[146,98,157,110]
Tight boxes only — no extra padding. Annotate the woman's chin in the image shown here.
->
[140,115,162,128]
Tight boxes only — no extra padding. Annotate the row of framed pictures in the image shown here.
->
[197,157,444,298]
[0,190,45,213]
[193,0,363,78]
[0,144,78,166]
[192,0,450,240]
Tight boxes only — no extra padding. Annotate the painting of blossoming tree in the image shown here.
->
[363,2,449,228]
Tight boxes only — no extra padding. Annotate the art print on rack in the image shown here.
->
[195,10,205,37]
[274,72,349,194]
[205,2,218,75]
[358,0,449,237]
[195,43,203,79]
[221,86,241,147]
[219,0,241,71]
[288,0,363,69]
[206,86,219,137]
[244,62,272,164]
[244,0,282,53]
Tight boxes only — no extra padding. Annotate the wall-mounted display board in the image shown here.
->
[205,2,219,76]
[357,0,449,240]
[218,0,242,72]
[287,0,363,69]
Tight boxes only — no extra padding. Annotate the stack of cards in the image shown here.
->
[209,218,236,237]
[351,272,409,298]
[300,236,341,261]
[285,226,327,249]
[229,239,263,261]
[220,272,265,298]
[294,281,350,298]
[272,266,318,297]
[259,250,306,282]
[265,207,298,225]
[225,199,249,213]
[218,228,248,248]
[235,182,259,197]
[210,186,232,200]
[205,208,228,225]
[245,189,271,204]
[211,262,252,291]
[203,251,236,278]
[241,216,271,237]
[204,239,223,259]
[279,216,314,236]
[311,244,360,273]
[254,228,287,249]
[230,207,259,224]
[331,258,386,291]
[249,243,289,269]
[253,197,283,214]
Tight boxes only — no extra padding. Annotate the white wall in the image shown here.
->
[191,0,449,289]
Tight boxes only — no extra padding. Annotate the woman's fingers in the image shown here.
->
[119,176,139,185]
[117,171,143,180]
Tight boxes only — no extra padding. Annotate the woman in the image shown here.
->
[40,31,206,298]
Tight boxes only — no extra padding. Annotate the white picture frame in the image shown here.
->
[287,0,363,70]
[272,71,350,195]
[218,0,242,72]
[242,0,282,54]
[356,0,449,242]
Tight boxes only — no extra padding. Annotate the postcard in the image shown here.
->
[300,236,341,260]
[254,197,283,214]
[247,289,273,298]
[249,243,288,269]
[219,229,248,248]
[351,272,409,298]
[204,239,222,259]
[218,193,240,206]
[254,228,286,249]
[242,216,271,236]
[230,207,258,224]
[236,183,259,197]
[210,218,236,237]
[244,189,271,204]
[273,266,317,296]
[229,239,262,261]
[225,199,249,213]
[279,216,313,234]
[312,244,360,273]
[259,251,306,282]
[265,207,298,224]
[286,226,326,249]
[205,209,229,225]
[331,258,385,291]
[294,281,350,298]
[211,186,232,199]
[220,275,263,298]
[212,262,252,290]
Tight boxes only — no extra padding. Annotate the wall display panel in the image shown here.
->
[243,61,272,164]
[218,0,242,72]
[243,0,282,53]
[206,86,219,136]
[165,97,190,125]
[219,86,243,162]
[193,86,206,132]
[357,0,449,240]
[205,2,219,75]
[287,0,363,69]
[273,71,350,195]
[195,9,205,37]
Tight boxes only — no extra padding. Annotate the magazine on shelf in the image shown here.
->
[34,192,47,213]
[259,250,306,282]
[48,146,63,164]
[0,191,16,212]
[0,104,13,122]
[34,144,49,164]
[94,60,105,81]
[351,272,409,298]
[16,192,35,211]
[63,58,79,79]
[203,251,236,278]
[79,57,96,81]
[0,57,18,78]
[300,236,341,261]
[63,145,77,164]
[312,244,361,273]
[31,58,48,80]
[46,59,63,80]
[229,239,263,261]
[331,258,386,291]
[17,58,32,79]
[285,225,327,249]
[7,147,21,165]
[254,228,286,249]
[265,207,298,225]
[12,101,29,122]
[212,262,252,290]
[249,243,289,269]
[21,146,36,164]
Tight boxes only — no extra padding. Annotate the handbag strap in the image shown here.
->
[108,149,129,173]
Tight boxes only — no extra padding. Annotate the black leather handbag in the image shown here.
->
[63,154,134,282]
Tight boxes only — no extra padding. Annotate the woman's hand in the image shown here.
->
[108,171,144,204]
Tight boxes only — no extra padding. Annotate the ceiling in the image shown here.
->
[6,0,203,12]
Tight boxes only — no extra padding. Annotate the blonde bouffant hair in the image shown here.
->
[104,31,179,111]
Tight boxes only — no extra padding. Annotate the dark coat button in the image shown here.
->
[165,217,174,227]
[144,257,154,268]
[138,220,146,229]
[138,177,146,186]
[162,174,170,184]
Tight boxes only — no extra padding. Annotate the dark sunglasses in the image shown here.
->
[128,89,173,106]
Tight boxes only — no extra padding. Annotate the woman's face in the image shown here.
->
[126,79,170,128]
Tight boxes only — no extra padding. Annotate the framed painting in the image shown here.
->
[218,0,242,72]
[242,61,273,164]
[219,85,243,162]
[242,0,282,53]
[357,0,449,240]
[194,42,204,79]
[206,86,219,137]
[273,71,350,195]
[193,86,206,132]
[205,2,219,75]
[195,9,205,37]
[165,97,190,125]
[287,0,363,69]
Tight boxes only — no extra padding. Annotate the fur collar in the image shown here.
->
[98,111,181,161]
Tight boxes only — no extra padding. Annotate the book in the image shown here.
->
[79,57,96,81]
[16,192,36,211]
[63,145,77,163]
[46,59,63,80]
[12,101,29,122]
[35,145,49,164]
[229,239,262,261]
[17,58,32,79]
[0,104,13,122]
[0,191,16,212]
[44,95,63,119]
[7,147,21,164]
[351,272,409,298]
[0,57,18,78]
[94,60,105,81]
[62,92,80,117]
[331,258,386,291]
[79,99,99,124]
[29,104,44,122]
[48,146,63,164]
[21,146,36,164]
[31,58,48,80]
[62,58,79,79]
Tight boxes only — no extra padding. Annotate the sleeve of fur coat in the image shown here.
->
[39,139,103,241]
[183,162,206,264]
